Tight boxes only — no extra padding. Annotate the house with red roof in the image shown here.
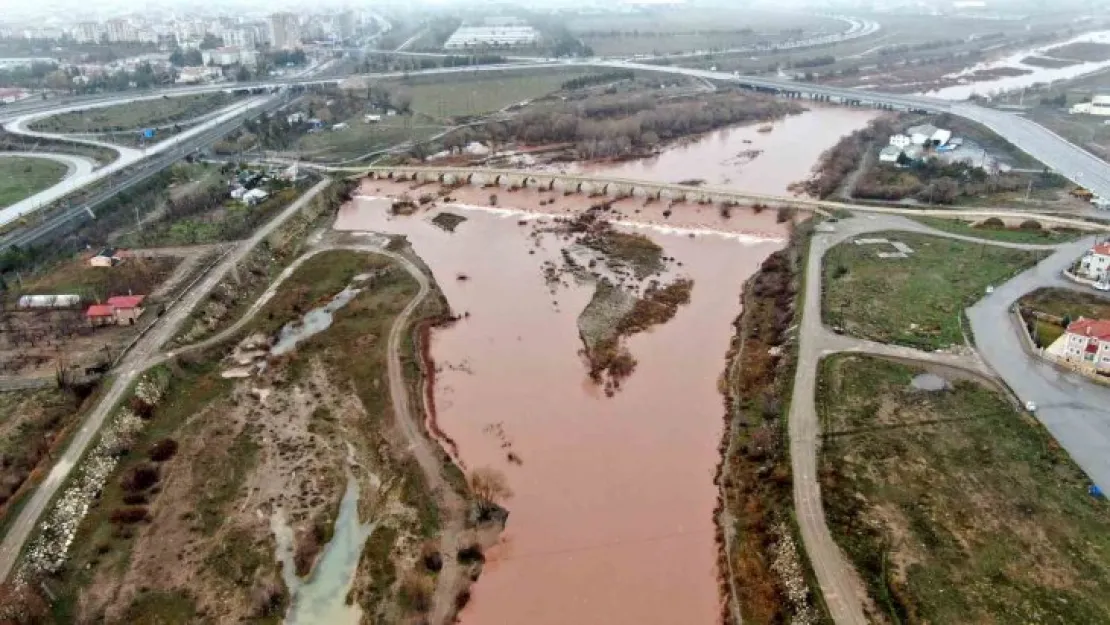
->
[85,304,116,327]
[85,295,146,327]
[1052,317,1110,374]
[1078,242,1110,282]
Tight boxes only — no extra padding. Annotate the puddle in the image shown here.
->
[911,373,951,391]
[272,466,376,625]
[271,286,363,356]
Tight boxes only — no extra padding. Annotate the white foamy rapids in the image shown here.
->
[352,195,786,245]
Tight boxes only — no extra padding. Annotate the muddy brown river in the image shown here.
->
[332,112,858,623]
[566,107,880,194]
[337,192,784,625]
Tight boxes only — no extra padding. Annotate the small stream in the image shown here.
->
[270,282,365,356]
[272,466,376,625]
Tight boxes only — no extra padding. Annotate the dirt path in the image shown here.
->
[788,212,1070,624]
[164,241,468,624]
[0,179,332,583]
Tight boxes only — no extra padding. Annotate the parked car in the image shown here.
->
[1025,400,1037,413]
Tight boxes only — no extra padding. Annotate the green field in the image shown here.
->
[30,93,238,134]
[823,231,1046,350]
[391,71,593,119]
[294,116,446,162]
[911,216,1083,244]
[818,355,1110,624]
[566,9,841,56]
[1020,287,1110,321]
[0,156,68,208]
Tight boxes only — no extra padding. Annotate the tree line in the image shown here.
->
[434,91,802,160]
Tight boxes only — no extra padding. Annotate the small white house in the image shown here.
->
[364,114,382,123]
[332,122,349,131]
[907,124,938,146]
[242,188,269,205]
[889,134,911,149]
[879,145,903,163]
[1079,243,1110,281]
[931,128,953,146]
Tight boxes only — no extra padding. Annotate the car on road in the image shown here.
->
[1025,400,1038,413]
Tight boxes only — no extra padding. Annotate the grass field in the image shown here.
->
[294,116,445,162]
[30,93,238,134]
[911,216,1084,244]
[15,254,178,303]
[391,71,594,119]
[823,231,1046,350]
[566,9,841,56]
[1020,287,1110,321]
[0,156,68,208]
[818,354,1110,624]
[1045,41,1110,62]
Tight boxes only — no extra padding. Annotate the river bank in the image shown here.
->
[336,186,787,624]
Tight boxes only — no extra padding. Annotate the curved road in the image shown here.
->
[0,96,272,228]
[788,212,1079,623]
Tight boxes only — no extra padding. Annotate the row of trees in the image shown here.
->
[435,91,802,161]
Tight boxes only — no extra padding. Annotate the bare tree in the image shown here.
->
[469,467,512,516]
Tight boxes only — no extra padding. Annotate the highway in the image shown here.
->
[0,96,273,228]
[0,93,294,251]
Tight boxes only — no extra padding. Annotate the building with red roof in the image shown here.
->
[1058,317,1110,374]
[85,304,116,327]
[1079,242,1110,282]
[85,295,146,327]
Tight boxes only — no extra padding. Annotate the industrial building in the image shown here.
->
[444,25,539,49]
[1069,93,1110,117]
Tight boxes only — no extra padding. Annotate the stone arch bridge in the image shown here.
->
[363,166,832,213]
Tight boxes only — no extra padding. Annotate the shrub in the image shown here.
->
[457,544,485,564]
[1019,219,1043,230]
[398,573,435,613]
[978,217,1005,229]
[121,464,160,492]
[110,506,150,524]
[148,438,179,462]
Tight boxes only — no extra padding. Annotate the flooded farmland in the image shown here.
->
[336,188,787,624]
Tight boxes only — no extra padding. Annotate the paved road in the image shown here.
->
[0,96,272,228]
[0,179,331,582]
[968,238,1110,492]
[788,212,1064,624]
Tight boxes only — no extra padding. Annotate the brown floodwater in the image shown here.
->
[564,107,881,195]
[335,188,787,624]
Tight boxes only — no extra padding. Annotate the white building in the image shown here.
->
[1079,242,1110,281]
[443,26,539,49]
[906,124,938,146]
[1069,93,1110,116]
[889,134,911,149]
[242,188,270,205]
[879,145,903,163]
[202,47,256,67]
[73,22,101,44]
[104,19,136,44]
[225,28,258,50]
[931,128,952,146]
[269,12,301,50]
[1047,317,1110,374]
[176,66,222,84]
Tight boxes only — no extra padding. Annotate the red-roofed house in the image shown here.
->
[85,295,146,327]
[85,304,116,327]
[1079,242,1110,282]
[1055,317,1110,373]
[106,295,145,325]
